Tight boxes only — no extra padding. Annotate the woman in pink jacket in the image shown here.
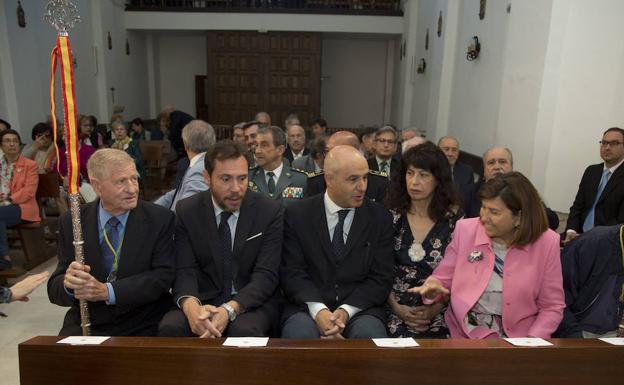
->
[412,172,564,338]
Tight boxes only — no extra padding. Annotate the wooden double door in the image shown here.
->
[201,31,321,127]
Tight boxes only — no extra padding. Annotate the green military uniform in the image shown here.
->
[249,163,308,206]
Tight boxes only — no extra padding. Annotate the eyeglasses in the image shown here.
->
[1,139,20,144]
[375,139,396,145]
[599,140,623,147]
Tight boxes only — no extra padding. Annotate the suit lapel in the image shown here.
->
[252,168,270,196]
[274,168,292,199]
[343,203,370,258]
[202,193,223,283]
[233,193,254,262]
[116,202,146,278]
[598,164,624,202]
[82,201,105,281]
[312,195,334,263]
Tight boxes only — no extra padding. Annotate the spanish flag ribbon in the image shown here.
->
[50,35,80,195]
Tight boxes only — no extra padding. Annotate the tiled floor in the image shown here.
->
[0,258,67,385]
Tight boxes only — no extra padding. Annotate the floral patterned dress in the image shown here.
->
[386,210,463,338]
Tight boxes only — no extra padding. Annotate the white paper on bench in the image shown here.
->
[222,337,269,347]
[503,338,552,347]
[373,338,419,347]
[598,337,624,346]
[57,336,110,345]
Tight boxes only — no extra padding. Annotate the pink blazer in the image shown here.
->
[426,217,564,339]
[10,155,41,223]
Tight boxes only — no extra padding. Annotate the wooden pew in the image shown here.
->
[19,337,623,385]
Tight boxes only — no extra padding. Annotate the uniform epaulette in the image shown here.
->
[290,167,308,176]
[369,169,388,177]
[307,171,324,179]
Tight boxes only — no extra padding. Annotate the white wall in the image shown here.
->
[321,36,392,128]
[540,0,624,211]
[156,33,207,118]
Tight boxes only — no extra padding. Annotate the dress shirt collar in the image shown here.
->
[211,194,240,222]
[264,161,284,181]
[98,201,130,229]
[605,157,624,174]
[189,152,206,168]
[323,191,354,216]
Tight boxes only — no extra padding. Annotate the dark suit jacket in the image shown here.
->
[174,190,284,311]
[566,163,624,233]
[284,146,310,165]
[307,171,389,203]
[280,194,394,322]
[453,162,475,207]
[367,157,399,179]
[47,200,175,336]
[467,180,560,231]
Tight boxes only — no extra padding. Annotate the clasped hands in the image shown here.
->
[63,261,109,302]
[183,299,233,338]
[315,308,349,339]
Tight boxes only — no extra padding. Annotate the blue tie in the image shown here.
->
[332,210,350,262]
[583,169,611,232]
[102,217,120,275]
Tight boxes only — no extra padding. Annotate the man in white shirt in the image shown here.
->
[280,145,394,339]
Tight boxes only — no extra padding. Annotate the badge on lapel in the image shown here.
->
[282,186,304,199]
[248,181,258,192]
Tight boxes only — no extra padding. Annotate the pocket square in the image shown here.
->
[246,232,263,241]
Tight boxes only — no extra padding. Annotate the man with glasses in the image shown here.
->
[368,126,399,179]
[564,127,624,244]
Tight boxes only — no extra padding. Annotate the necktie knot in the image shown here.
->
[337,209,349,223]
[267,171,276,194]
[220,211,232,226]
[106,216,120,230]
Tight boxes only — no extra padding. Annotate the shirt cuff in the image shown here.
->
[105,283,116,305]
[338,304,362,320]
[306,302,329,320]
[566,229,577,235]
[63,285,74,298]
[176,295,201,309]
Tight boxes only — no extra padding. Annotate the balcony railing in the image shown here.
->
[125,1,403,16]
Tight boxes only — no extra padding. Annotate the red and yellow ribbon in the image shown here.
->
[50,35,80,194]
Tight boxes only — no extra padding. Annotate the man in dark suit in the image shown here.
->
[307,131,389,203]
[280,145,394,339]
[564,127,624,244]
[438,136,475,206]
[48,149,175,336]
[367,126,399,179]
[158,140,284,338]
[284,124,309,165]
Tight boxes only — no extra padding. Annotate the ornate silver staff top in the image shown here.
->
[44,0,81,36]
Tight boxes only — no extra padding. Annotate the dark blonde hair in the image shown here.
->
[479,172,548,246]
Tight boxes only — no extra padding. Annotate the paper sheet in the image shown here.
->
[372,338,419,347]
[57,336,110,345]
[503,337,552,347]
[598,337,624,346]
[222,337,269,347]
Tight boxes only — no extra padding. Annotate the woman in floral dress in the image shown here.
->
[384,142,463,338]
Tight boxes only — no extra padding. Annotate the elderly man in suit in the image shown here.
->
[438,136,475,206]
[564,127,624,244]
[155,120,215,212]
[249,126,307,206]
[284,124,309,165]
[368,126,399,179]
[307,131,389,203]
[158,140,284,337]
[48,149,175,336]
[280,145,394,339]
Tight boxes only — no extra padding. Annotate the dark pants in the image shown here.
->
[0,204,22,256]
[281,311,388,339]
[158,302,279,337]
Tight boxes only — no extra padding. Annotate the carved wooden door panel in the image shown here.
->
[206,31,321,126]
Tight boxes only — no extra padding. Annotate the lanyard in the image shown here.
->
[102,221,124,281]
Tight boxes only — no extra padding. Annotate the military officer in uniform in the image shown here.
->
[249,125,307,206]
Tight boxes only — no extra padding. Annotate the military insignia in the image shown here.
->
[248,180,258,192]
[282,186,304,199]
[369,170,387,177]
[307,171,324,178]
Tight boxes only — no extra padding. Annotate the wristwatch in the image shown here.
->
[220,302,237,321]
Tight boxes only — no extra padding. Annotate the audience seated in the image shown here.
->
[152,112,168,141]
[438,136,475,210]
[310,117,328,141]
[564,127,624,244]
[280,145,394,339]
[384,143,463,338]
[78,115,105,148]
[284,124,309,165]
[556,225,624,338]
[368,126,399,179]
[155,120,215,212]
[0,130,41,270]
[401,136,426,153]
[249,126,307,206]
[55,128,96,184]
[255,111,271,125]
[359,126,378,159]
[466,146,559,231]
[284,113,300,130]
[22,122,55,174]
[292,136,326,174]
[158,141,284,338]
[243,121,260,168]
[412,172,564,338]
[48,149,175,336]
[307,131,389,203]
[110,121,145,181]
[232,122,246,144]
[130,118,149,141]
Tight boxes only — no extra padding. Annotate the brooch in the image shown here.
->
[408,242,426,262]
[468,250,483,263]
